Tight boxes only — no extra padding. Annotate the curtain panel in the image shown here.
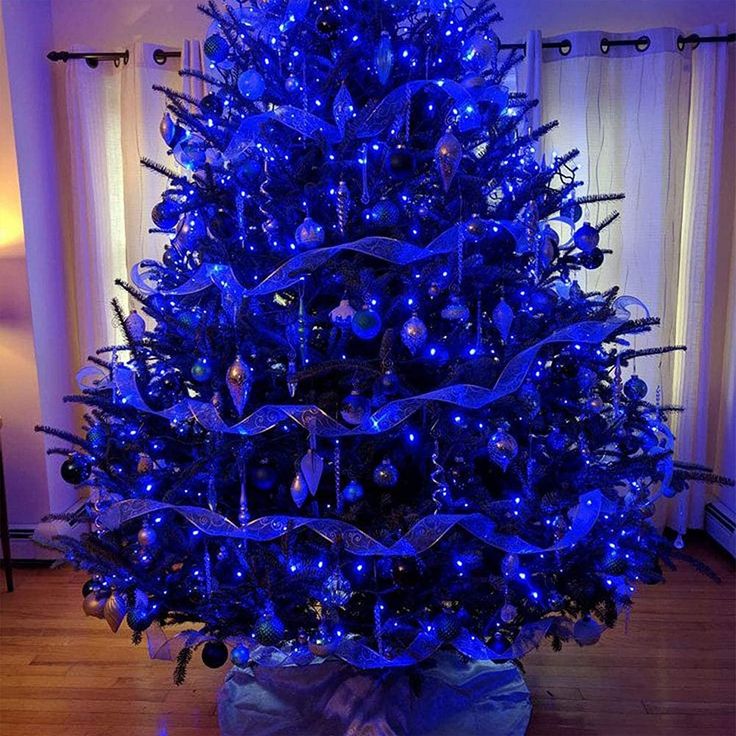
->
[520,26,735,534]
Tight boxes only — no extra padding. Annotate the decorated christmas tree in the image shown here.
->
[40,0,731,687]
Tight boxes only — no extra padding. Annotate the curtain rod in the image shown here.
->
[46,31,735,68]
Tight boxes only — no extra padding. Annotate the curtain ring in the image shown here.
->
[635,35,651,52]
[677,33,700,51]
[558,39,572,56]
[153,48,168,65]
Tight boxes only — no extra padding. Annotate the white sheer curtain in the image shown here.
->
[65,50,128,360]
[64,41,204,363]
[519,27,735,532]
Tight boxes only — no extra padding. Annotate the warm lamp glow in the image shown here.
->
[0,208,24,254]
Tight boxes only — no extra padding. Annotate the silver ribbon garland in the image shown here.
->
[99,490,614,555]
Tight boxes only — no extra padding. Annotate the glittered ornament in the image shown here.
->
[124,309,145,341]
[373,458,399,488]
[624,374,648,401]
[308,628,338,657]
[191,356,212,383]
[574,222,600,253]
[82,593,107,619]
[202,641,229,668]
[435,131,462,192]
[573,616,602,646]
[329,298,355,326]
[369,199,400,228]
[351,306,382,340]
[253,612,285,646]
[342,480,364,503]
[375,31,394,85]
[103,591,127,633]
[340,391,370,425]
[290,470,309,508]
[487,431,518,473]
[231,643,250,667]
[295,216,325,248]
[61,453,91,485]
[433,610,461,640]
[86,425,107,452]
[401,313,427,355]
[441,295,470,322]
[479,84,509,112]
[226,354,252,415]
[204,34,229,62]
[151,200,179,229]
[323,570,352,607]
[500,603,518,623]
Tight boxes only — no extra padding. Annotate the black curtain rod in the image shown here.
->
[47,31,735,68]
[46,50,129,67]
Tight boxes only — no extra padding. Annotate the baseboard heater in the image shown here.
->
[704,500,736,558]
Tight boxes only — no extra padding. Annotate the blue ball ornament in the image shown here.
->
[574,222,600,254]
[580,247,604,269]
[295,216,325,248]
[60,453,91,485]
[230,644,250,668]
[624,374,648,401]
[342,480,364,503]
[190,357,212,383]
[351,307,382,340]
[202,641,229,668]
[151,200,179,230]
[561,201,583,222]
[238,69,266,100]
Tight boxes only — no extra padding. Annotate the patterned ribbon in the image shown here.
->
[130,223,466,298]
[223,77,482,159]
[108,311,629,437]
[99,490,614,555]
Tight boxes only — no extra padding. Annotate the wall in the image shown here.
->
[0,6,50,532]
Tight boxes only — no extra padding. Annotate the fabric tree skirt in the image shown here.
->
[218,652,531,736]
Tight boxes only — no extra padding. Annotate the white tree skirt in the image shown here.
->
[218,652,531,736]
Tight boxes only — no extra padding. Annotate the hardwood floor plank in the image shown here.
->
[1,538,733,736]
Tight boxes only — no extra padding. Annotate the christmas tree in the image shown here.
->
[40,0,731,681]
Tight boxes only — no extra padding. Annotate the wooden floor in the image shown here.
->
[0,538,734,736]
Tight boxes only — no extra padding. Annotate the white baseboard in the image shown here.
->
[4,498,89,562]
